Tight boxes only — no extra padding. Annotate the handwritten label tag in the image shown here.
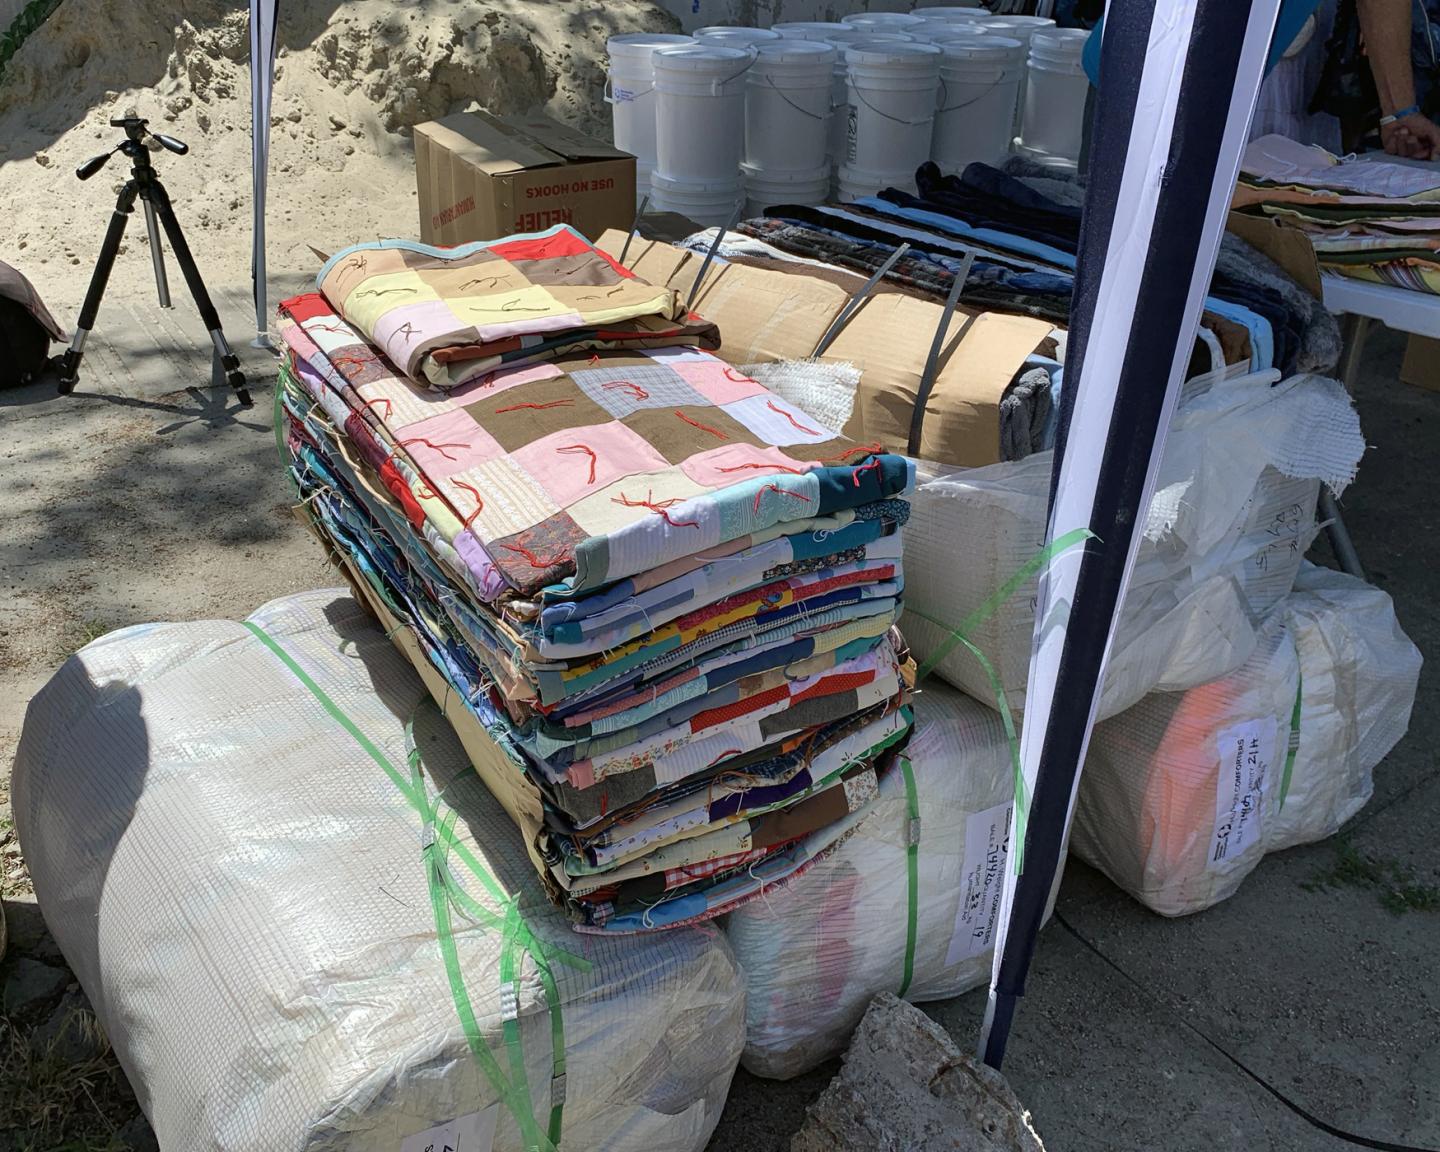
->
[945,802,1012,968]
[1209,716,1277,872]
[399,1105,499,1152]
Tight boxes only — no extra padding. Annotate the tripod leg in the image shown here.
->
[148,183,252,406]
[56,182,137,393]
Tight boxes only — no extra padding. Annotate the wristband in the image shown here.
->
[1380,103,1422,126]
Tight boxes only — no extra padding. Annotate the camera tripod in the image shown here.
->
[57,117,251,405]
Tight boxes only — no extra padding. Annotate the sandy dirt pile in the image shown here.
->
[0,0,676,296]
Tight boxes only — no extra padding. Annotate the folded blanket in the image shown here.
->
[281,294,913,602]
[317,226,709,389]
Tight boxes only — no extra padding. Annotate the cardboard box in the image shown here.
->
[598,229,1053,466]
[415,111,636,245]
[1226,210,1323,300]
[1401,333,1440,392]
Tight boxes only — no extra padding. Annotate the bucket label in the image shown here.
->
[945,801,1012,967]
[1209,716,1276,872]
[613,85,639,103]
[399,1106,499,1152]
[846,104,858,164]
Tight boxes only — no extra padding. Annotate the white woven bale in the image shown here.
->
[722,682,1013,1080]
[12,590,745,1152]
[1071,565,1421,917]
[903,370,1362,721]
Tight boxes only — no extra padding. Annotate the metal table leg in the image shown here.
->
[1323,313,1369,580]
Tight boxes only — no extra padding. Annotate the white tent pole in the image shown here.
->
[250,0,279,349]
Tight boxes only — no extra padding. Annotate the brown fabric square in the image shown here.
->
[400,246,504,273]
[463,373,611,452]
[509,253,626,288]
[776,436,877,466]
[620,404,764,465]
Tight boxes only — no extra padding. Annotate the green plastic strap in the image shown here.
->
[907,527,1095,875]
[243,621,568,1152]
[914,526,1096,683]
[1277,670,1303,811]
[896,754,920,999]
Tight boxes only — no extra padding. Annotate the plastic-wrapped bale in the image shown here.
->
[11,590,745,1152]
[1071,565,1422,917]
[903,369,1363,721]
[723,681,1012,1080]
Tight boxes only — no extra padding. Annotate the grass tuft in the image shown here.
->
[1302,838,1440,915]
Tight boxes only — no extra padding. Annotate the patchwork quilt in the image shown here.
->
[280,294,913,601]
[317,227,716,389]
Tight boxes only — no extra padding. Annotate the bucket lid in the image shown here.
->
[649,169,746,195]
[773,21,848,38]
[694,26,782,46]
[751,39,838,66]
[844,40,943,67]
[607,33,694,60]
[939,32,1023,60]
[979,15,1057,32]
[917,24,991,42]
[653,43,756,74]
[842,12,925,28]
[822,29,916,47]
[741,161,832,184]
[1030,27,1090,56]
[914,5,989,16]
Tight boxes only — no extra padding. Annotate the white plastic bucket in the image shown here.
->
[694,26,782,48]
[977,15,1057,134]
[607,33,695,189]
[653,44,754,185]
[836,162,913,202]
[820,30,916,168]
[742,162,831,215]
[1019,27,1089,163]
[648,170,745,227]
[774,21,848,40]
[844,41,942,183]
[842,12,926,30]
[932,34,1023,173]
[745,40,837,173]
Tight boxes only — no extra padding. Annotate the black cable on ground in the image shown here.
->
[1053,911,1439,1152]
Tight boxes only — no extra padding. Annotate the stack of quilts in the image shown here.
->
[274,224,917,934]
[1236,134,1440,295]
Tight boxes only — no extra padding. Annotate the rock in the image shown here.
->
[116,1114,160,1152]
[791,993,1045,1152]
[33,985,108,1063]
[1,957,70,1019]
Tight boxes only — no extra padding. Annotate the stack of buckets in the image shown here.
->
[837,39,942,201]
[606,32,695,208]
[924,29,1026,173]
[606,15,1091,225]
[816,28,918,191]
[649,42,755,226]
[1016,27,1091,168]
[740,39,837,216]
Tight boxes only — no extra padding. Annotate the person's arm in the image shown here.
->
[1357,0,1440,158]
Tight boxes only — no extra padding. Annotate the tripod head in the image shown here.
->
[76,118,189,180]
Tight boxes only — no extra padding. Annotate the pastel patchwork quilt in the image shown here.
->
[316,227,718,390]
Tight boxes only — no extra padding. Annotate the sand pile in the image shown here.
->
[0,0,676,307]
